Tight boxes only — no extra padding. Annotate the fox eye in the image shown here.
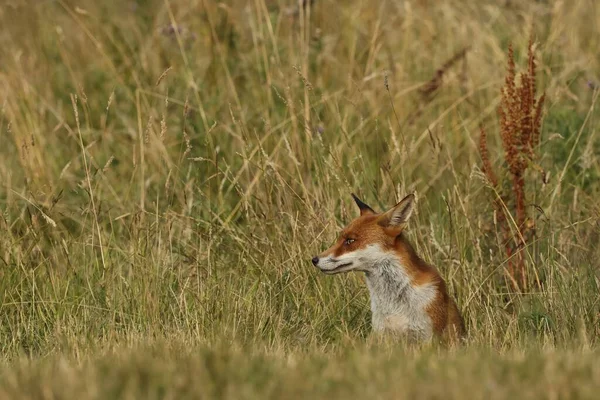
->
[344,238,355,245]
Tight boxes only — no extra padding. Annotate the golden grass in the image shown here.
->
[0,0,599,398]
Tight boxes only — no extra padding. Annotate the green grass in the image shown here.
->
[3,339,600,399]
[1,0,600,398]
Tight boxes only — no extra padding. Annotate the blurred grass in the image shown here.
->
[3,339,600,399]
[0,0,599,398]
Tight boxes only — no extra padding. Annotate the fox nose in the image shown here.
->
[311,256,319,266]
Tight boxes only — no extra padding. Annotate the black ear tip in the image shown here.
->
[351,192,364,205]
[351,192,375,214]
[351,193,363,205]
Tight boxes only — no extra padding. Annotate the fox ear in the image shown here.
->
[351,193,375,216]
[378,193,416,229]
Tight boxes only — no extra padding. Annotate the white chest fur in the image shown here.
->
[365,260,436,340]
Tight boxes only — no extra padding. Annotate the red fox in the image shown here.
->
[312,193,465,342]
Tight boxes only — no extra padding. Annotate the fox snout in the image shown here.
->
[311,255,327,272]
[312,255,330,270]
[311,254,355,274]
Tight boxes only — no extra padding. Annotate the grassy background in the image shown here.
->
[1,0,600,398]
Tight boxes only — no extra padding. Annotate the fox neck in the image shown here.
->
[364,239,437,339]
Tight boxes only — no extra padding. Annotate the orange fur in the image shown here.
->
[314,194,465,342]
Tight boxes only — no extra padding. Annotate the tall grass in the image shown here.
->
[0,0,599,397]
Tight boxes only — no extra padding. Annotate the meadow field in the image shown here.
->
[1,0,600,398]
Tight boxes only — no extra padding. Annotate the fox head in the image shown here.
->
[311,193,416,274]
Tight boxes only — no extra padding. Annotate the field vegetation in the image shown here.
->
[1,0,600,398]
